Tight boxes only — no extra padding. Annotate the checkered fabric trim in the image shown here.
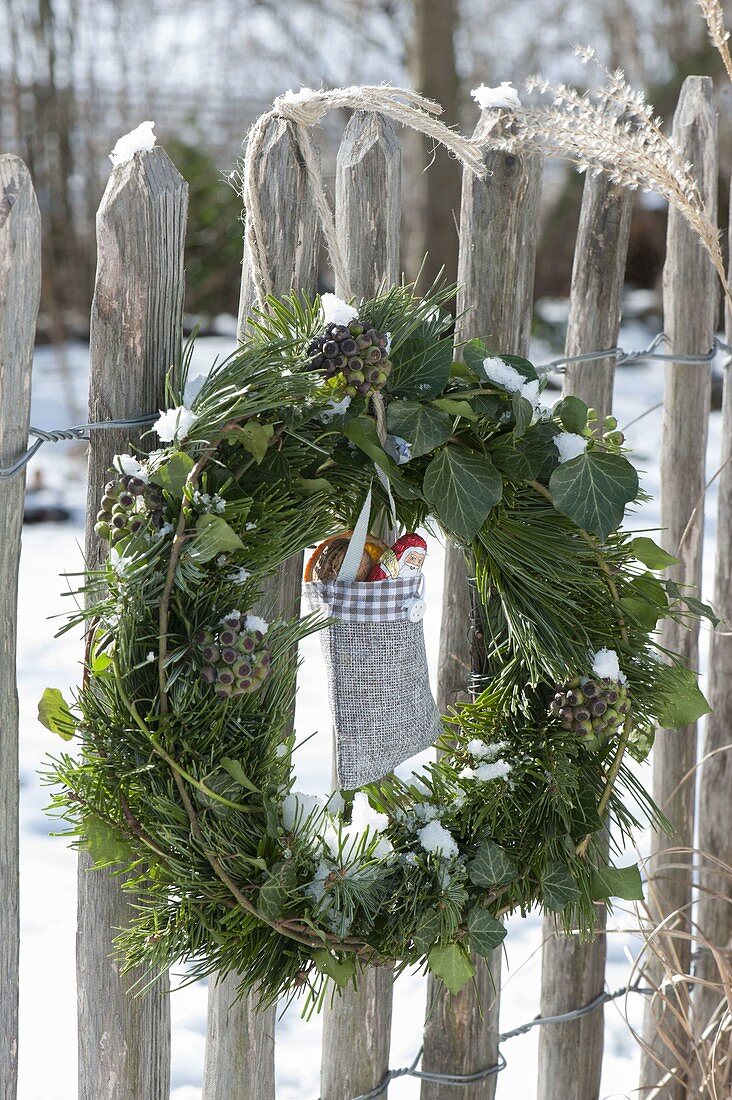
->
[303,576,421,624]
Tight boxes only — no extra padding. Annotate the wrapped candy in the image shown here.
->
[367,533,427,581]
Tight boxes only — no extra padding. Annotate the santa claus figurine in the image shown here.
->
[367,533,427,581]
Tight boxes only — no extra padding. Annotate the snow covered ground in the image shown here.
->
[14,325,725,1099]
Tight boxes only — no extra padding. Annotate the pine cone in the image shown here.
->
[306,318,392,397]
[549,675,630,749]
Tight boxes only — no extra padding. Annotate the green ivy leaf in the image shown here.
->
[555,395,589,434]
[221,757,261,793]
[655,663,711,728]
[423,446,503,541]
[427,943,475,994]
[149,451,195,498]
[462,339,490,377]
[590,863,644,902]
[467,908,507,957]
[313,949,357,990]
[228,421,274,465]
[620,572,668,631]
[430,397,477,421]
[541,861,580,912]
[412,908,442,956]
[386,400,453,459]
[467,839,517,887]
[499,354,539,382]
[630,536,679,571]
[189,514,244,563]
[388,333,452,399]
[548,451,639,540]
[83,816,131,866]
[258,875,285,921]
[511,392,533,438]
[38,687,75,741]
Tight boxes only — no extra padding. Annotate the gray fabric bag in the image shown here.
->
[303,575,442,789]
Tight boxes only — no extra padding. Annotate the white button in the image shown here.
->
[405,597,426,622]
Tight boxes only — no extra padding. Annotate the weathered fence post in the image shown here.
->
[537,174,632,1100]
[639,75,718,1100]
[79,145,187,1100]
[422,111,542,1100]
[0,155,41,1100]
[695,177,732,1075]
[319,110,400,1100]
[202,116,319,1100]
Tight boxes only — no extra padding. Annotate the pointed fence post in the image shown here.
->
[79,145,187,1100]
[695,176,732,1086]
[202,115,319,1100]
[0,155,41,1100]
[318,109,401,1100]
[639,75,718,1100]
[422,112,542,1100]
[537,174,632,1100]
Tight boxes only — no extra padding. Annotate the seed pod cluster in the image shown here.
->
[94,469,164,544]
[550,675,630,750]
[587,408,625,447]
[193,611,272,700]
[306,319,392,397]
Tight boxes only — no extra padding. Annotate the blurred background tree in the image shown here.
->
[1,0,730,336]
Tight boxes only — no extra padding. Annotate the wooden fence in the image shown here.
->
[0,72,729,1099]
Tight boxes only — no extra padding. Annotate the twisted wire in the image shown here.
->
[3,333,732,480]
[345,978,651,1100]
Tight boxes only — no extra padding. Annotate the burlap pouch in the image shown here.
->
[303,576,442,789]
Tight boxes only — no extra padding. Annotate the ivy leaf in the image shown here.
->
[555,395,589,434]
[343,417,422,500]
[294,476,333,495]
[664,580,721,627]
[630,536,679,571]
[511,392,533,439]
[540,861,580,912]
[467,909,506,957]
[149,451,194,498]
[431,397,477,421]
[655,663,711,728]
[427,943,475,995]
[620,572,668,631]
[221,757,261,793]
[386,400,453,458]
[549,452,639,540]
[189,514,244,562]
[412,908,442,956]
[467,839,517,887]
[38,687,75,741]
[313,949,357,990]
[227,421,274,465]
[423,446,503,541]
[388,333,452,399]
[500,353,538,382]
[83,816,131,866]
[258,875,285,921]
[590,863,644,902]
[462,339,490,377]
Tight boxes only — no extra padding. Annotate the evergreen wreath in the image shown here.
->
[43,283,714,1006]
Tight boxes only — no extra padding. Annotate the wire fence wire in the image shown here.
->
[346,978,652,1099]
[3,332,732,480]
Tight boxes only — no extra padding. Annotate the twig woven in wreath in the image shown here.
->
[303,577,442,789]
